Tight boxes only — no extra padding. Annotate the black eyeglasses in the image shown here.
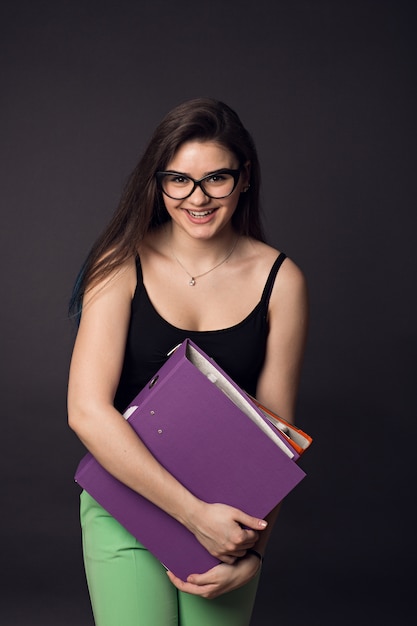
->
[155,168,241,200]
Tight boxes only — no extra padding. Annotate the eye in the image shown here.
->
[205,172,229,185]
[204,171,233,186]
[167,174,190,185]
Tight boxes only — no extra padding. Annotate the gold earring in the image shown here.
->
[242,184,250,193]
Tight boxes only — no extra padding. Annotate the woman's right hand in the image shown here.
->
[186,501,268,563]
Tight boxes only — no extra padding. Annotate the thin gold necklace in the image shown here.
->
[171,237,239,286]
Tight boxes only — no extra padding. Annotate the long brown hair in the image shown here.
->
[69,97,265,319]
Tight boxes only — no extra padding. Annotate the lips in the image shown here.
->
[185,208,217,218]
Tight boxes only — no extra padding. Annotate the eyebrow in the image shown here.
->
[164,167,236,177]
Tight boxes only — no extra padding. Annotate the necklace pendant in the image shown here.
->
[189,278,196,286]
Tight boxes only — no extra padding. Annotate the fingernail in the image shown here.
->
[259,520,268,528]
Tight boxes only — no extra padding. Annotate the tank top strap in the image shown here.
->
[260,252,287,310]
[134,254,143,288]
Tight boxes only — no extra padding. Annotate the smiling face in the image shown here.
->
[161,140,249,241]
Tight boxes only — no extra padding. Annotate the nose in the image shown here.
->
[189,182,210,205]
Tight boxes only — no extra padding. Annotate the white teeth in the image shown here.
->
[187,209,214,218]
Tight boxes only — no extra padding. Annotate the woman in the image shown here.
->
[68,97,308,626]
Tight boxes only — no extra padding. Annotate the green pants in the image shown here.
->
[80,491,260,626]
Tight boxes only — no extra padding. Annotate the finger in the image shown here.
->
[166,570,184,587]
[237,533,259,548]
[228,549,247,559]
[187,570,220,586]
[219,549,247,561]
[166,571,196,591]
[219,554,237,565]
[236,512,268,531]
[167,571,216,596]
[186,562,228,586]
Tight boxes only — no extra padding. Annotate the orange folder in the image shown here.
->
[248,397,312,456]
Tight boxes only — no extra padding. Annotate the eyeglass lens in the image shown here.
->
[160,171,237,199]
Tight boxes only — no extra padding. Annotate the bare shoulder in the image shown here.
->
[267,250,309,332]
[274,255,307,296]
[244,239,306,287]
[244,239,308,315]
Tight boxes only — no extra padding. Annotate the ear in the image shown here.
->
[241,161,251,192]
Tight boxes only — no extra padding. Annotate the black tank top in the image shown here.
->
[114,252,287,412]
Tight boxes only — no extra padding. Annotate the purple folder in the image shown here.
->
[75,339,306,580]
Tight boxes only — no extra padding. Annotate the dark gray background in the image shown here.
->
[1,1,416,624]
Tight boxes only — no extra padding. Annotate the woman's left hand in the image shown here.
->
[166,552,261,599]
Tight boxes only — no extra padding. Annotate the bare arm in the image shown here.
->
[67,259,266,562]
[256,257,309,424]
[251,256,309,555]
